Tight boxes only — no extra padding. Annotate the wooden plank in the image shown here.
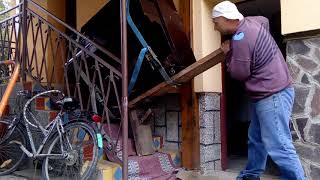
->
[129,109,155,156]
[181,82,200,169]
[179,0,200,169]
[129,49,224,108]
[179,0,191,39]
[191,82,200,169]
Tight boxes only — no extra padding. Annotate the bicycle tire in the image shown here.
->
[0,120,27,176]
[42,121,99,180]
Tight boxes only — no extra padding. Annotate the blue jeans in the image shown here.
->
[236,87,307,180]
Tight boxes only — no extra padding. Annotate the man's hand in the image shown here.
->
[221,40,230,55]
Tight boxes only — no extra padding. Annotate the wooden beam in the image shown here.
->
[179,0,200,169]
[180,83,193,168]
[129,49,224,108]
[179,0,191,39]
[180,81,200,169]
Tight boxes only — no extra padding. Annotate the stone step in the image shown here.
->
[205,170,280,180]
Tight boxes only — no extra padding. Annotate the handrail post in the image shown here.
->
[21,0,28,82]
[120,0,128,179]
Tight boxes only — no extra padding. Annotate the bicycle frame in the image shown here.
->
[11,90,72,159]
[22,112,67,159]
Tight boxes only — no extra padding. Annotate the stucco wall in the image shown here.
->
[192,0,222,93]
[281,0,320,35]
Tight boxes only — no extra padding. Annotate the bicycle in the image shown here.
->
[0,89,100,180]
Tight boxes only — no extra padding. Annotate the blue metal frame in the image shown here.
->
[126,0,172,95]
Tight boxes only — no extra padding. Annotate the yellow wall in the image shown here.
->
[173,0,179,10]
[77,0,110,30]
[281,0,320,35]
[192,0,222,93]
[25,0,66,84]
[192,0,244,93]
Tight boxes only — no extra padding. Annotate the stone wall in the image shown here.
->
[287,37,320,180]
[151,93,222,171]
[199,93,221,171]
[152,94,182,151]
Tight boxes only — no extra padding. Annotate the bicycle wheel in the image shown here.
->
[42,121,99,180]
[0,120,27,176]
[103,135,122,164]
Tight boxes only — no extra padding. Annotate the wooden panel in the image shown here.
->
[180,83,192,168]
[180,0,199,169]
[179,0,191,39]
[129,49,224,108]
[180,81,200,169]
[129,109,155,156]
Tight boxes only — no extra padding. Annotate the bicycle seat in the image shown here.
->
[56,97,80,110]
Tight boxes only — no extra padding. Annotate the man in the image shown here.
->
[211,1,306,180]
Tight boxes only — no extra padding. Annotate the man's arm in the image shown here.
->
[227,36,251,81]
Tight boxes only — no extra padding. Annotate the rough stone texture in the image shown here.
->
[296,118,308,140]
[308,38,320,45]
[201,161,215,171]
[152,94,181,150]
[296,55,318,73]
[315,48,320,60]
[213,144,221,161]
[153,106,165,126]
[200,145,215,163]
[291,131,299,142]
[313,71,320,85]
[287,62,301,81]
[200,93,220,111]
[311,88,320,118]
[310,164,320,180]
[200,111,214,127]
[287,40,310,55]
[199,93,221,171]
[287,38,320,180]
[166,112,179,141]
[200,127,214,145]
[301,74,310,84]
[293,86,310,114]
[214,112,221,144]
[295,142,320,163]
[200,144,220,164]
[214,160,222,171]
[307,123,320,145]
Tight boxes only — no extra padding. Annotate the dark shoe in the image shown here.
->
[243,175,260,180]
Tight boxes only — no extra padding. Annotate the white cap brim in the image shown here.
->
[212,10,244,21]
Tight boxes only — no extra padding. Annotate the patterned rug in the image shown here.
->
[103,124,178,179]
[128,152,178,180]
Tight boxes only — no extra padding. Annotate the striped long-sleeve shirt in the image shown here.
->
[226,16,292,100]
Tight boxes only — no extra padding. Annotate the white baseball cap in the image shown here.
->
[212,1,244,21]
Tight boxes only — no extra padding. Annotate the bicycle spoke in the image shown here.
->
[44,121,98,179]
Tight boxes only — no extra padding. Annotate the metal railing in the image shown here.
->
[0,0,129,178]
